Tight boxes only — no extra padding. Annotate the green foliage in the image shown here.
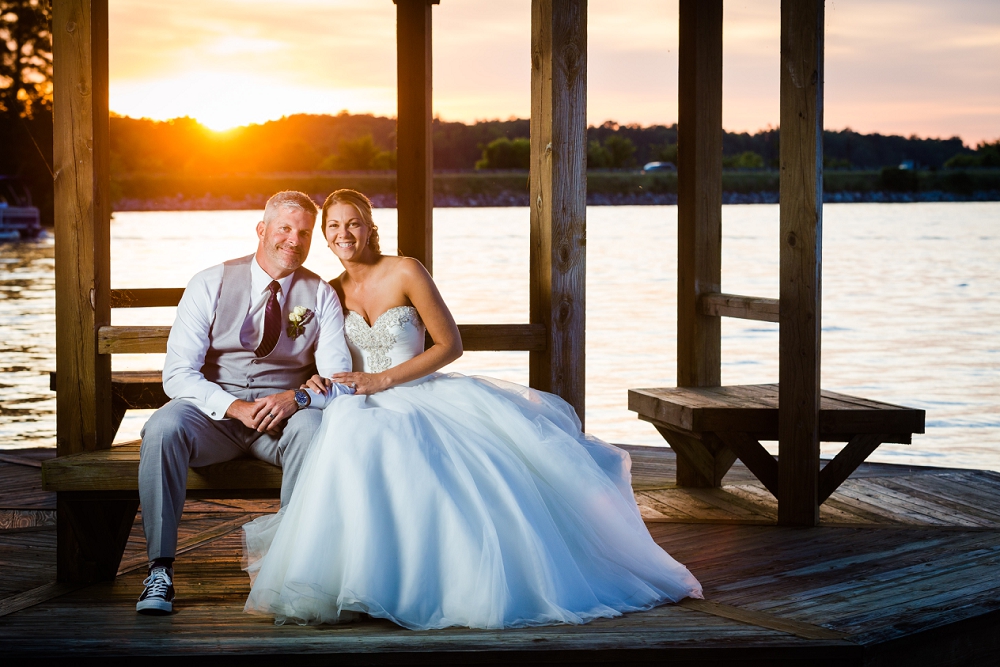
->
[587,135,637,169]
[0,0,51,118]
[944,154,981,169]
[319,134,394,171]
[650,143,678,164]
[587,140,611,169]
[475,137,530,170]
[723,151,765,170]
[981,141,1000,167]
[945,140,1000,169]
[824,156,852,170]
[603,135,637,169]
[322,135,378,170]
[880,166,920,192]
[319,134,396,171]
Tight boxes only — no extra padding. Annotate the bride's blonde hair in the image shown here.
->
[321,189,381,256]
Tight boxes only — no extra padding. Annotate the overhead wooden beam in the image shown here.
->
[530,0,588,425]
[677,0,723,389]
[699,293,780,323]
[395,0,438,273]
[53,0,112,456]
[778,0,825,526]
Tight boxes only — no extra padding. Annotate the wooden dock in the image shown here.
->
[2,444,1000,665]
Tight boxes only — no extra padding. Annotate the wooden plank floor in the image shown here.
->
[2,445,1000,665]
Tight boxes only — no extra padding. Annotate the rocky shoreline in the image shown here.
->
[113,189,1000,211]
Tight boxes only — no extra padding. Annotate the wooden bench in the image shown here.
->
[629,384,925,504]
[43,288,549,579]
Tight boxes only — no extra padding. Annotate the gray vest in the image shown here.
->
[202,255,321,394]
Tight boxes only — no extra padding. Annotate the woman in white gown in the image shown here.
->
[242,189,702,629]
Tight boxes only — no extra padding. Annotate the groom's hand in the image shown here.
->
[226,400,269,431]
[250,390,299,434]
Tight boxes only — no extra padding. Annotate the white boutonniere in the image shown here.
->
[287,306,313,339]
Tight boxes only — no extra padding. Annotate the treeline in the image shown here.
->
[104,113,988,177]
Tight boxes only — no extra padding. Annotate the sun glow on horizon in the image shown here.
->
[110,71,396,132]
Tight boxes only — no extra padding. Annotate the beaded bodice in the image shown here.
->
[344,305,425,373]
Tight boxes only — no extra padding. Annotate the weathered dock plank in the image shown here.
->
[2,445,999,664]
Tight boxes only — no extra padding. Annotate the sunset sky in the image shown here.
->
[108,0,1000,145]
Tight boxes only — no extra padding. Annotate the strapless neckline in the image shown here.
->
[347,305,418,329]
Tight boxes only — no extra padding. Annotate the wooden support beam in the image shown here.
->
[53,0,121,584]
[677,0,723,389]
[699,293,780,323]
[530,0,588,425]
[653,425,737,488]
[715,431,780,497]
[53,0,112,455]
[818,433,886,503]
[778,0,825,526]
[395,0,437,273]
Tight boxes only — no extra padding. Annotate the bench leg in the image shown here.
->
[654,426,737,487]
[57,492,139,583]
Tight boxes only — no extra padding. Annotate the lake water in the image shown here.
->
[1,203,998,471]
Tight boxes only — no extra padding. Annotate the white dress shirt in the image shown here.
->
[163,256,353,419]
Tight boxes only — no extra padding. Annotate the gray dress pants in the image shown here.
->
[138,395,323,560]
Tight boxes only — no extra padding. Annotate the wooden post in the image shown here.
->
[53,0,136,582]
[395,0,437,273]
[778,0,825,526]
[674,0,723,486]
[530,0,587,425]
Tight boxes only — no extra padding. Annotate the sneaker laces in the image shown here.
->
[142,567,173,597]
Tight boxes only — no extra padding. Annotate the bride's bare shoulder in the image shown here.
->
[383,255,430,280]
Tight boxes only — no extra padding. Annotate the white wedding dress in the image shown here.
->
[243,306,702,629]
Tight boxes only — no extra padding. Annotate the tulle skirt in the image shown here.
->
[243,373,702,629]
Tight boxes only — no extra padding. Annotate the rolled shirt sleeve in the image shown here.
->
[306,280,355,410]
[162,265,240,420]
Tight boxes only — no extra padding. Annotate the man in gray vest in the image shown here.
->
[136,191,353,614]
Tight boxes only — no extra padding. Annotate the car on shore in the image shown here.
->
[642,161,677,173]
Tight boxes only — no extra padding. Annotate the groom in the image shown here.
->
[136,191,353,615]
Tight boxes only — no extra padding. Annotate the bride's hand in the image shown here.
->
[302,374,333,395]
[331,371,388,395]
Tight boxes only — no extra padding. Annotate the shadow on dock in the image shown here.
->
[2,444,1000,665]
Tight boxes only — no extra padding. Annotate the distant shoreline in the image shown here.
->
[109,169,1000,211]
[113,189,1000,211]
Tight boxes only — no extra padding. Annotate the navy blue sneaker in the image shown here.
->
[136,566,174,615]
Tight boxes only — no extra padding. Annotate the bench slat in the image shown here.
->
[629,384,925,439]
[98,323,548,354]
[42,440,282,492]
[698,293,780,323]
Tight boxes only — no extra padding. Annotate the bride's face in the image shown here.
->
[325,202,371,261]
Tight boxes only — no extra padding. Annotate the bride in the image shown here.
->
[242,189,702,629]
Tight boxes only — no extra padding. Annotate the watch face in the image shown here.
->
[295,390,309,407]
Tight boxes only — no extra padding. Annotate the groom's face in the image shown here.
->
[255,207,315,278]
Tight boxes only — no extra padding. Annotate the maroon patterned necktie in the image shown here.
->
[255,280,282,357]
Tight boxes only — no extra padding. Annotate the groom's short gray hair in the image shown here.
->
[262,191,319,226]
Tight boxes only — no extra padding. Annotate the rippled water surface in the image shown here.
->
[1,203,998,470]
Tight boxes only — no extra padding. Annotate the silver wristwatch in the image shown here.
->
[293,389,310,410]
